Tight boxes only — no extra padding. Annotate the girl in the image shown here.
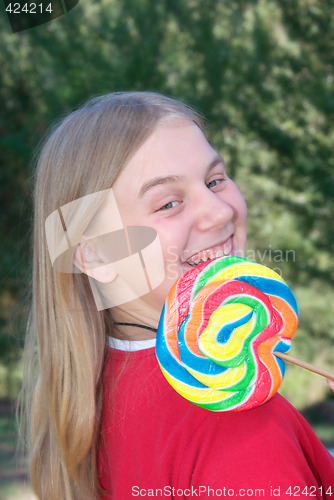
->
[22,92,334,499]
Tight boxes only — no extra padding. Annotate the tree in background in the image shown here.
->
[0,0,333,406]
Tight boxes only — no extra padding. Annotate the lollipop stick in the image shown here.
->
[275,352,334,381]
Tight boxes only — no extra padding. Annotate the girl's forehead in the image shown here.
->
[115,120,216,184]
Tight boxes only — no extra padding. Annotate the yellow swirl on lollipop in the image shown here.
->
[156,256,298,411]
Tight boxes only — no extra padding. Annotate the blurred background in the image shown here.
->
[0,0,333,497]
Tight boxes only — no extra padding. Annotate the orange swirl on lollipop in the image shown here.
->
[156,256,298,411]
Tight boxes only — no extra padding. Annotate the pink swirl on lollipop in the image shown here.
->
[156,256,298,411]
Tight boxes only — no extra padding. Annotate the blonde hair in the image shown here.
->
[20,92,202,499]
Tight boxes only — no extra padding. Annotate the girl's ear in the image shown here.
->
[73,238,118,283]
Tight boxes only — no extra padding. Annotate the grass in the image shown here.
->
[311,424,334,449]
[0,413,36,500]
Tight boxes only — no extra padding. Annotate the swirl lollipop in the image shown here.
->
[156,255,298,411]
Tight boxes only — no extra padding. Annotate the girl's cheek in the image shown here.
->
[228,186,247,222]
[165,245,179,264]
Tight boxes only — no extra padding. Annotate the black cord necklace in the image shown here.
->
[113,322,158,333]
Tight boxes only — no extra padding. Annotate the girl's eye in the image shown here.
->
[158,200,179,211]
[207,177,226,189]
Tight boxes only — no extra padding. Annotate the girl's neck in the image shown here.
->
[111,307,159,341]
[112,322,157,341]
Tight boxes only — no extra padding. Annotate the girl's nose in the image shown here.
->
[194,190,234,232]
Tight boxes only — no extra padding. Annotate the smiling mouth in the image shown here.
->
[184,237,233,267]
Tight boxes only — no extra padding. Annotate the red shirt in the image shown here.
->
[98,346,334,499]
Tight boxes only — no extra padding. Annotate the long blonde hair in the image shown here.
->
[20,92,202,499]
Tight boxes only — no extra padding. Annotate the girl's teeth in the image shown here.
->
[223,245,232,256]
[187,241,232,267]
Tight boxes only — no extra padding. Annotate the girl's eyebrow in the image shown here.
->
[138,175,184,198]
[138,154,224,199]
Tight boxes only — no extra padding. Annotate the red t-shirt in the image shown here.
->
[98,345,334,499]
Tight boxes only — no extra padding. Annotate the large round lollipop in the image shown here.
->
[156,255,298,411]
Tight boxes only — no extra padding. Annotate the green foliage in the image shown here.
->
[0,0,333,408]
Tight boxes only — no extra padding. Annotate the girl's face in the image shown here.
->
[112,119,247,315]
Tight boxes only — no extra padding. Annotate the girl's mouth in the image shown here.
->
[183,236,233,268]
